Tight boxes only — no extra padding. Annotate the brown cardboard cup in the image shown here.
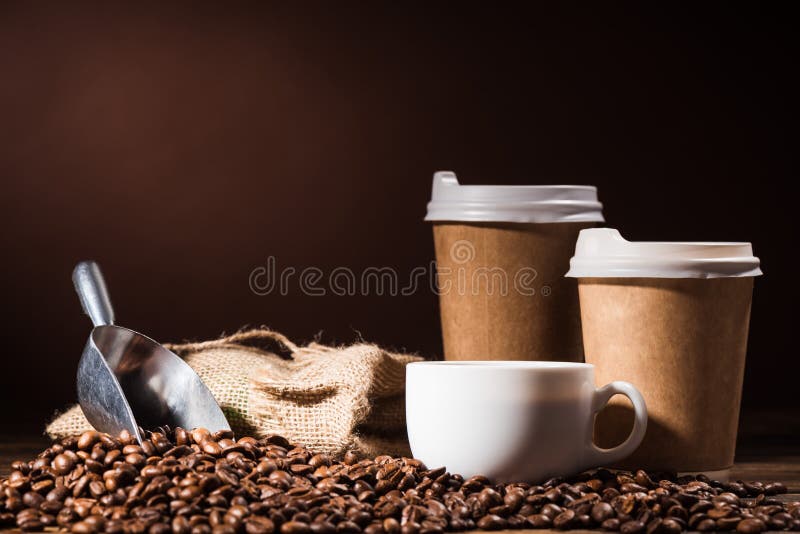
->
[580,277,753,471]
[433,222,592,361]
[425,171,605,362]
[568,229,762,471]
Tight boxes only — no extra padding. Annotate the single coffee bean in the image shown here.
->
[767,516,787,530]
[689,500,713,514]
[77,431,100,451]
[120,443,142,455]
[19,518,44,532]
[541,503,563,519]
[664,504,687,522]
[52,453,76,475]
[22,491,44,508]
[621,483,648,494]
[553,509,576,529]
[726,482,747,497]
[310,522,336,534]
[713,492,740,505]
[620,520,645,534]
[688,512,709,529]
[659,518,682,534]
[544,488,562,503]
[476,514,506,530]
[764,482,788,495]
[708,505,734,519]
[743,481,765,495]
[338,520,362,533]
[381,518,400,534]
[527,514,552,528]
[592,502,614,523]
[173,516,192,534]
[202,441,224,456]
[737,518,766,533]
[634,471,655,489]
[696,518,717,532]
[645,518,662,534]
[717,516,742,530]
[281,520,312,534]
[342,451,359,466]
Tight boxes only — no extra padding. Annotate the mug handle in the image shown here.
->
[584,381,648,467]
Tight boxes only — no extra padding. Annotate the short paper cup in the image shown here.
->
[566,228,762,471]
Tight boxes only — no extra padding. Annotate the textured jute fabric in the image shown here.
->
[46,329,421,457]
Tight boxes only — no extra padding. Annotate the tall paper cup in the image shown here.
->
[425,171,604,362]
[567,228,762,471]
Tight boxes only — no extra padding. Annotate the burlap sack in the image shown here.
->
[46,329,422,457]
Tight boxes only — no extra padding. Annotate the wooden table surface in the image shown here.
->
[2,434,799,533]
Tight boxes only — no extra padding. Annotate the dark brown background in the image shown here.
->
[0,3,796,435]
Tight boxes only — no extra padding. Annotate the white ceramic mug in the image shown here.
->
[406,361,647,483]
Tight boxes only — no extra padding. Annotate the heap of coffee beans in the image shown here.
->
[1,428,797,533]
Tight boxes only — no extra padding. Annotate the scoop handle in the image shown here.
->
[73,261,115,327]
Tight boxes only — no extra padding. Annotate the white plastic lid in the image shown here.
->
[424,171,605,223]
[565,228,762,279]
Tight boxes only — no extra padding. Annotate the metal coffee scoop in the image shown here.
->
[73,261,230,443]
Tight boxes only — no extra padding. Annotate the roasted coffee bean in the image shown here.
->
[282,521,312,534]
[713,492,740,505]
[592,502,615,523]
[769,512,792,530]
[646,518,680,534]
[553,509,576,529]
[382,518,400,534]
[52,452,77,475]
[545,488,563,503]
[21,491,43,509]
[717,516,742,530]
[689,500,713,514]
[476,514,506,530]
[708,505,734,519]
[737,517,766,533]
[202,441,224,456]
[620,520,645,534]
[527,513,552,528]
[77,430,101,451]
[765,482,788,495]
[541,503,563,519]
[621,483,648,494]
[635,471,655,489]
[19,518,44,532]
[696,518,717,532]
[504,489,524,512]
[674,492,699,507]
[338,520,362,533]
[2,430,796,534]
[744,481,765,495]
[311,522,336,534]
[664,505,687,522]
[688,512,708,529]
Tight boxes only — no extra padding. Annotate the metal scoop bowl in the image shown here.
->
[73,261,230,443]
